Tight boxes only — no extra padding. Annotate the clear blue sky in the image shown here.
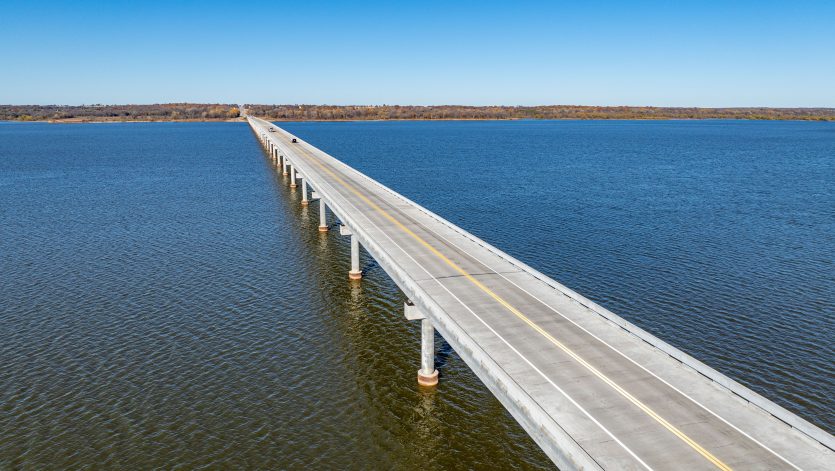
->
[2,0,833,106]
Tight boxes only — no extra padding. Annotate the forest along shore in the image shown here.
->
[1,104,242,123]
[2,104,835,122]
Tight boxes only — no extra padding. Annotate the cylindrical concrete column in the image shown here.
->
[418,318,439,386]
[301,179,309,206]
[290,165,297,188]
[282,158,289,176]
[318,200,328,232]
[349,235,362,280]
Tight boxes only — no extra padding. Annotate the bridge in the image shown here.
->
[247,117,833,470]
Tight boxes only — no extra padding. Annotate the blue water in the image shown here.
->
[1,120,833,468]
[281,119,835,430]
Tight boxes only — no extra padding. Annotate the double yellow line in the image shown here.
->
[282,130,732,471]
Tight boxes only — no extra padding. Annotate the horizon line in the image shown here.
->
[3,103,835,110]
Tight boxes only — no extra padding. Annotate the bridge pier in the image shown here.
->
[318,199,329,232]
[282,158,289,176]
[290,165,297,188]
[419,319,439,386]
[340,225,362,280]
[301,179,309,206]
[405,301,439,387]
[349,235,362,279]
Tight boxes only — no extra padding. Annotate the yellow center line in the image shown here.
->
[273,126,732,471]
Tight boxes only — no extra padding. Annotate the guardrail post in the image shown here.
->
[405,300,439,387]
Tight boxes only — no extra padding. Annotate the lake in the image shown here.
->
[1,120,832,469]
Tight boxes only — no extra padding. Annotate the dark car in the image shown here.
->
[291,138,298,143]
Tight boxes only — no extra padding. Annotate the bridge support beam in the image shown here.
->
[349,235,362,279]
[290,165,297,188]
[405,301,438,387]
[282,158,289,176]
[419,319,439,386]
[318,199,328,232]
[340,225,362,279]
[301,179,309,206]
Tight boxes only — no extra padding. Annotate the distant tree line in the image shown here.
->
[245,104,835,121]
[3,104,833,122]
[0,104,240,122]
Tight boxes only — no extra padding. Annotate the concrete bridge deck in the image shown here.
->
[248,117,833,470]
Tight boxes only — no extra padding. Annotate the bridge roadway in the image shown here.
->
[248,117,833,470]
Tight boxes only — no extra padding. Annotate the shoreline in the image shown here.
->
[2,116,832,124]
[45,118,246,124]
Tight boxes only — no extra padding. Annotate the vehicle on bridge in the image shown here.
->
[291,138,298,143]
